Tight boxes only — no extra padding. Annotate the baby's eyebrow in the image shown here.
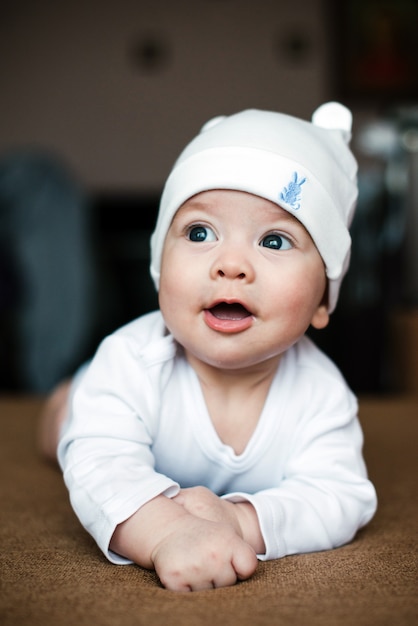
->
[273,209,297,222]
[175,203,217,223]
[268,209,311,237]
[267,207,303,226]
[179,199,212,212]
[177,198,305,231]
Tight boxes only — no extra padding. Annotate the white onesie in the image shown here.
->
[58,310,377,564]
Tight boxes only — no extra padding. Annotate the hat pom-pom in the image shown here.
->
[312,102,352,143]
[200,116,227,133]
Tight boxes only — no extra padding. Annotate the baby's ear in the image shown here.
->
[311,302,330,330]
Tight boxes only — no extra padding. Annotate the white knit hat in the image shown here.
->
[150,102,358,313]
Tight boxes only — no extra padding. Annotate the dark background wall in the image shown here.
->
[0,0,332,191]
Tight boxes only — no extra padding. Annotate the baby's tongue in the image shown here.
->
[210,303,250,320]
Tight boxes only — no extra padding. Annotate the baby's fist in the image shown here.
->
[151,515,257,591]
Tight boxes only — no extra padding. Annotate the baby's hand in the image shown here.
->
[173,487,266,555]
[173,486,241,532]
[151,514,257,592]
[110,494,257,592]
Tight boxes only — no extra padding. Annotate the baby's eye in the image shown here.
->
[260,233,293,250]
[187,225,217,242]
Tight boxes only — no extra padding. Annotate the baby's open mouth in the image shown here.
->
[208,302,252,321]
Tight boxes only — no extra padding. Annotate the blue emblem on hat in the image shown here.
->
[279,172,306,210]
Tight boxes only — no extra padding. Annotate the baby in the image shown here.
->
[40,103,377,592]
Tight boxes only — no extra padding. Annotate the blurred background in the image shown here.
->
[0,0,417,394]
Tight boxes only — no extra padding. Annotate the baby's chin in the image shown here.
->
[183,347,284,377]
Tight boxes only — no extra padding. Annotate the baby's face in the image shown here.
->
[159,189,329,373]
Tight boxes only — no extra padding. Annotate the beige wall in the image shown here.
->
[0,0,331,191]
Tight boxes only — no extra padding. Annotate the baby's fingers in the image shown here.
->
[157,553,238,592]
[191,561,239,591]
[232,541,258,581]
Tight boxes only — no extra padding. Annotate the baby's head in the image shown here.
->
[150,103,358,313]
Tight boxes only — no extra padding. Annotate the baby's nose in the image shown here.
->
[211,248,255,282]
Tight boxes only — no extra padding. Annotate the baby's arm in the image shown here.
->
[110,494,258,592]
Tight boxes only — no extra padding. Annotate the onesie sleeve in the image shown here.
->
[57,332,180,564]
[223,378,377,560]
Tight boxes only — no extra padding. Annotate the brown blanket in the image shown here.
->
[1,395,417,626]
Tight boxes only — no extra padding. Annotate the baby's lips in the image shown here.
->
[208,302,252,321]
[203,300,255,333]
